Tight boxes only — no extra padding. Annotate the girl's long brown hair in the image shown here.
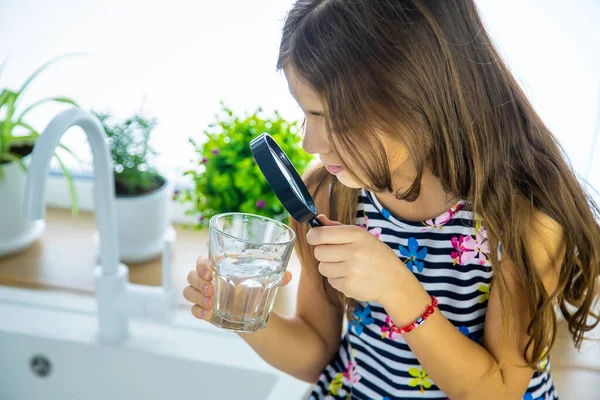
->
[278,0,600,369]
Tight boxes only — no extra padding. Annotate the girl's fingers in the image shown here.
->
[183,286,214,309]
[279,271,293,287]
[313,243,353,263]
[317,214,343,226]
[191,304,213,321]
[195,256,213,281]
[306,224,361,246]
[186,270,214,297]
[327,277,344,292]
[318,262,347,279]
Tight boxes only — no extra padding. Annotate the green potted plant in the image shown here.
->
[94,111,173,263]
[180,103,312,228]
[0,56,79,257]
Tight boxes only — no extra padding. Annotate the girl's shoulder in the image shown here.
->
[527,210,565,287]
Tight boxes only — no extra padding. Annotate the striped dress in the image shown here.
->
[308,188,557,400]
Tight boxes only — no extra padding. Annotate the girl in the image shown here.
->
[183,1,600,399]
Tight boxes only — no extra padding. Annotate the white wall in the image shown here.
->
[477,0,600,200]
[0,0,300,177]
[1,0,598,198]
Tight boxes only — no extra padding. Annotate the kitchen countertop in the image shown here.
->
[0,207,302,315]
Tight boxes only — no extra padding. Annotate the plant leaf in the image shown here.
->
[0,90,13,152]
[3,121,38,150]
[0,152,27,171]
[57,143,83,163]
[14,120,39,134]
[0,89,10,108]
[183,103,311,226]
[16,96,79,122]
[6,134,38,146]
[2,91,18,137]
[54,153,79,217]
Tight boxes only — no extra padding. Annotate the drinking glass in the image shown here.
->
[208,213,296,333]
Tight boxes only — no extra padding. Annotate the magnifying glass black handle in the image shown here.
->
[308,218,323,228]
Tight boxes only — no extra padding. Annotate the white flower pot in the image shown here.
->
[0,155,45,257]
[95,177,174,263]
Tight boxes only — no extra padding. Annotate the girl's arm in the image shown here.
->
[382,212,564,400]
[185,168,343,383]
[238,272,343,382]
[238,170,344,383]
[192,252,342,382]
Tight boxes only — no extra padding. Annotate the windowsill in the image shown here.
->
[0,206,301,316]
[46,171,196,225]
[8,171,301,314]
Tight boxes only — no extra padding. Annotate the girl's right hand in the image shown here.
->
[184,255,294,321]
[183,256,215,321]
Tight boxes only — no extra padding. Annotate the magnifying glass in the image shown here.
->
[250,133,322,227]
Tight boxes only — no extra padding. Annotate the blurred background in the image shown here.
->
[0,1,599,399]
[0,0,598,190]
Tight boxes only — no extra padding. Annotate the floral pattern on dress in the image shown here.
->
[478,284,491,303]
[326,348,361,399]
[462,226,490,266]
[457,325,482,344]
[408,366,433,393]
[342,349,361,385]
[312,194,552,400]
[328,373,345,398]
[399,237,428,273]
[451,217,491,266]
[349,304,374,336]
[422,202,464,230]
[359,215,382,238]
[380,315,398,340]
[451,235,467,265]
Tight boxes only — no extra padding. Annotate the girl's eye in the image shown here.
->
[300,118,307,136]
[309,111,322,117]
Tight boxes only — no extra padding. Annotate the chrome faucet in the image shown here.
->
[23,107,176,344]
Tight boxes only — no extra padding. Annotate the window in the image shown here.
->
[476,0,600,196]
[1,0,302,178]
[1,0,598,206]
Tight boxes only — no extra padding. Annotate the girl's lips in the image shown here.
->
[324,164,345,175]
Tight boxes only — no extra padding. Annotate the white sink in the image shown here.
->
[0,287,310,400]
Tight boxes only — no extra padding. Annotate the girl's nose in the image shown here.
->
[302,119,330,155]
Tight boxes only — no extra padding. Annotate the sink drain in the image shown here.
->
[30,355,51,378]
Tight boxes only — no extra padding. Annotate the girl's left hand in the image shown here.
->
[307,214,410,305]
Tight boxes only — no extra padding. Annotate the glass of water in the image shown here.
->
[208,213,296,333]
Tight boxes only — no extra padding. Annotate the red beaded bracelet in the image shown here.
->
[390,295,439,334]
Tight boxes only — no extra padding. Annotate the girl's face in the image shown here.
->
[284,66,412,191]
